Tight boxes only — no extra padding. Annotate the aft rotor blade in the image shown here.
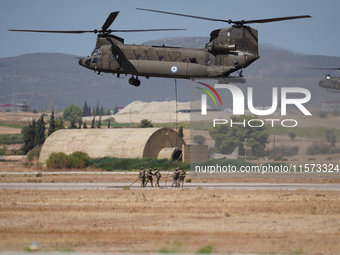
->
[102,12,119,31]
[137,8,311,25]
[136,8,231,23]
[8,29,94,34]
[242,15,311,24]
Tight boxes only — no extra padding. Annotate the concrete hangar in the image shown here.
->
[39,128,207,164]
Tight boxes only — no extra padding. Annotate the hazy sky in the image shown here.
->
[1,0,339,58]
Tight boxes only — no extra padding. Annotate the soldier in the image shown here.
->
[144,168,154,187]
[171,167,180,187]
[153,167,161,187]
[139,167,146,187]
[178,168,186,188]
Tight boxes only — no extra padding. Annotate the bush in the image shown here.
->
[68,151,91,168]
[46,151,91,168]
[194,135,206,145]
[46,151,91,169]
[0,146,7,156]
[268,145,299,158]
[46,152,69,168]
[90,157,190,171]
[306,142,340,155]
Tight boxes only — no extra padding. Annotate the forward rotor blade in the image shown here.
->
[8,29,94,34]
[110,28,186,32]
[304,67,340,70]
[136,8,230,23]
[102,12,119,31]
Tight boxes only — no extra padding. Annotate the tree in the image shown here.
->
[194,135,206,145]
[55,118,65,130]
[209,115,270,157]
[68,118,77,129]
[83,120,88,129]
[78,119,82,129]
[288,132,297,141]
[96,116,102,128]
[48,111,56,136]
[63,104,82,122]
[326,131,336,147]
[91,116,95,128]
[83,101,90,117]
[95,101,100,116]
[178,126,184,138]
[139,119,153,128]
[22,119,36,154]
[34,114,45,147]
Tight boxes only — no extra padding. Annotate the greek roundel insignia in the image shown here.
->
[171,66,178,73]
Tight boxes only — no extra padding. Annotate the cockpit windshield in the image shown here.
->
[91,47,101,57]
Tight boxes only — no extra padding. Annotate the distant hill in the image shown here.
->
[0,36,339,111]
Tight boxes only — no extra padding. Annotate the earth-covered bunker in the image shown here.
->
[39,128,185,163]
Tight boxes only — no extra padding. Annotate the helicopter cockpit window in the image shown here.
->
[91,47,101,57]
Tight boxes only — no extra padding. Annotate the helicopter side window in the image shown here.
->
[91,47,101,57]
[136,55,142,60]
[159,56,165,62]
[190,58,197,64]
[205,59,212,65]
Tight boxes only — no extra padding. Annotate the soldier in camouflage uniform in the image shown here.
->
[171,168,180,187]
[144,168,154,187]
[153,167,161,187]
[139,167,146,187]
[178,168,186,188]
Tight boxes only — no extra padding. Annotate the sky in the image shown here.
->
[1,0,340,58]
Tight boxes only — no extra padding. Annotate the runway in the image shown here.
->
[1,182,339,190]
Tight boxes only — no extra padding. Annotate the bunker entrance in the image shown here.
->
[173,150,182,161]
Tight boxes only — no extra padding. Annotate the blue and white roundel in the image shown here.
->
[171,66,178,73]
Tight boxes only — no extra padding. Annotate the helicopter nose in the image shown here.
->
[78,58,83,66]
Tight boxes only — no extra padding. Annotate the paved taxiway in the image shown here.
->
[1,182,339,190]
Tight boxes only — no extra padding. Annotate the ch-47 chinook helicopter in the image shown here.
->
[9,8,311,87]
[315,68,340,92]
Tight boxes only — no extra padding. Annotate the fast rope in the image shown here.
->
[164,78,179,188]
[129,176,140,187]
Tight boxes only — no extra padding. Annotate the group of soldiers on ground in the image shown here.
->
[138,167,186,188]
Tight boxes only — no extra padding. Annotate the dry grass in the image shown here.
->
[1,189,339,254]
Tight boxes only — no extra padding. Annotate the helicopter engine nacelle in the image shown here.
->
[206,42,236,53]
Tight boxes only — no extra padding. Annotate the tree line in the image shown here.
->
[82,100,118,117]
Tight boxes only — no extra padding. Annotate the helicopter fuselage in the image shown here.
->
[319,76,340,92]
[78,26,260,85]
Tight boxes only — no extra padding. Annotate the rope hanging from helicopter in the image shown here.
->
[164,78,179,188]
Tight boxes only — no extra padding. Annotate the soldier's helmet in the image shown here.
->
[141,167,144,170]
[154,168,157,170]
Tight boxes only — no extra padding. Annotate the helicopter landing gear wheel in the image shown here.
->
[129,77,141,87]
